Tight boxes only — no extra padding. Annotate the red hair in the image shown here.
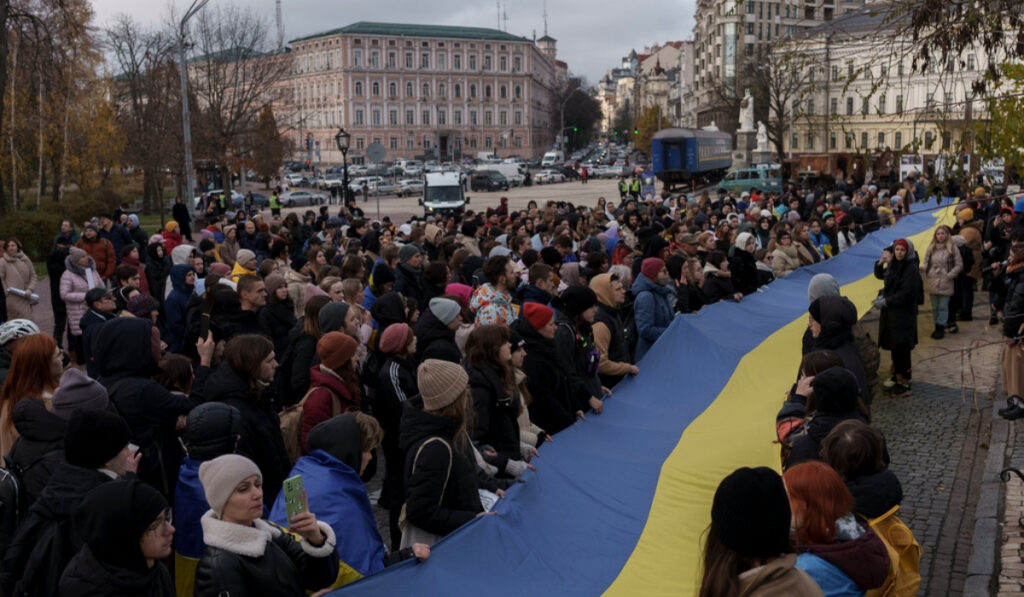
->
[783,461,853,544]
[1,334,58,430]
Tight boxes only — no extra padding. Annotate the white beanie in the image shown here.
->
[198,454,262,517]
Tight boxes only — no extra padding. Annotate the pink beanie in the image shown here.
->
[445,283,473,308]
[378,323,413,355]
[641,257,665,281]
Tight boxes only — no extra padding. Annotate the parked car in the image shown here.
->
[370,180,395,196]
[534,169,566,184]
[348,176,386,194]
[280,190,325,206]
[717,166,784,195]
[470,170,509,192]
[396,179,425,196]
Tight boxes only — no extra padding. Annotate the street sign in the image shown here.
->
[366,142,386,164]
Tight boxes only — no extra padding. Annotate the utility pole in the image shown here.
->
[179,0,212,209]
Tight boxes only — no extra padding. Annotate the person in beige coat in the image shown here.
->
[0,238,38,320]
[921,225,963,339]
[772,231,802,278]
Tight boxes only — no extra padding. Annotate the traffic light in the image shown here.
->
[573,126,578,132]
[613,130,619,136]
[633,128,639,135]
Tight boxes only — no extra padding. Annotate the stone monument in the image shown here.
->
[752,121,774,165]
[733,89,757,169]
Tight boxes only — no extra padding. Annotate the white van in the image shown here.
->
[541,150,564,167]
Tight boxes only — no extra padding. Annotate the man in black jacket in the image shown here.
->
[394,244,427,311]
[413,298,463,364]
[47,233,73,348]
[80,288,117,378]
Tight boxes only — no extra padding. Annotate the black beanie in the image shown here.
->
[64,409,131,469]
[808,297,823,324]
[711,467,791,558]
[185,402,242,461]
[540,246,563,266]
[811,366,860,413]
[372,264,396,286]
[558,286,598,317]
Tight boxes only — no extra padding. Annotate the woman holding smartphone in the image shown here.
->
[194,454,338,597]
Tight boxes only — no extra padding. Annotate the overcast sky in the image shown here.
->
[91,0,695,83]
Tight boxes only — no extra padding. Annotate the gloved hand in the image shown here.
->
[872,296,887,309]
[504,459,529,477]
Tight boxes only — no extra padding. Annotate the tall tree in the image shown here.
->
[747,49,815,162]
[189,2,290,192]
[635,104,672,156]
[554,78,602,151]
[250,104,284,188]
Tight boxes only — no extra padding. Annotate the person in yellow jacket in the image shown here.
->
[231,249,259,282]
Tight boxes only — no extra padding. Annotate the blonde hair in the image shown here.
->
[354,412,384,451]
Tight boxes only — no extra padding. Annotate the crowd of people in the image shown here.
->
[0,173,1016,595]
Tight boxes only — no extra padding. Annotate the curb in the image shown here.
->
[965,401,1011,596]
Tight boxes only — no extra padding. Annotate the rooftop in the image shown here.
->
[290,21,531,44]
[796,3,902,40]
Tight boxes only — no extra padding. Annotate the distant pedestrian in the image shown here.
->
[172,196,193,241]
[0,238,38,320]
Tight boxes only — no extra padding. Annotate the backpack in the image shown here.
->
[279,385,341,466]
[864,505,922,597]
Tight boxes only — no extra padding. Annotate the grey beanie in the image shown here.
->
[198,454,262,517]
[398,243,422,264]
[52,368,109,420]
[318,301,351,333]
[428,297,461,325]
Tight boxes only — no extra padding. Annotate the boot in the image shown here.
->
[946,322,959,334]
[931,325,944,340]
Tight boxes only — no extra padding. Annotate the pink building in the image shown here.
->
[285,22,560,163]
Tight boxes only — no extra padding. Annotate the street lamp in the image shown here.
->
[335,127,350,204]
[179,0,211,216]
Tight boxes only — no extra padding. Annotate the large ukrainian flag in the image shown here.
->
[336,202,953,596]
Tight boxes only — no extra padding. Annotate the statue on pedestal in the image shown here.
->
[756,121,768,152]
[739,89,755,132]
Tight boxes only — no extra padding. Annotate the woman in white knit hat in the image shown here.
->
[194,454,339,597]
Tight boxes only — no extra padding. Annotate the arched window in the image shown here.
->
[499,85,507,99]
[354,81,363,95]
[371,81,380,96]
[514,85,522,99]
[406,82,414,96]
[470,84,477,98]
[454,83,462,98]
[485,84,492,99]
[389,82,397,96]
[422,82,430,97]
[438,83,446,97]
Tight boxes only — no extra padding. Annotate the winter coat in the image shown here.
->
[98,223,134,261]
[165,264,194,354]
[94,318,194,498]
[230,261,257,284]
[737,554,825,597]
[399,402,483,537]
[76,236,116,280]
[277,324,319,406]
[394,263,427,311]
[413,309,462,364]
[6,397,65,508]
[59,546,173,597]
[466,363,521,473]
[590,275,633,388]
[921,242,963,296]
[553,310,601,411]
[268,448,390,586]
[46,246,69,311]
[203,362,291,506]
[702,263,737,304]
[632,273,674,362]
[173,457,207,597]
[469,283,517,326]
[145,245,171,306]
[219,237,239,267]
[788,411,869,468]
[511,318,577,434]
[959,219,983,279]
[81,309,116,378]
[300,365,360,451]
[755,261,776,286]
[847,468,903,519]
[797,240,822,266]
[873,250,923,350]
[0,251,37,320]
[194,512,338,597]
[795,514,891,592]
[1003,264,1024,338]
[1,463,113,596]
[773,244,801,278]
[259,300,298,358]
[516,283,553,306]
[285,269,310,318]
[807,296,871,405]
[121,254,150,295]
[60,256,104,336]
[729,248,760,295]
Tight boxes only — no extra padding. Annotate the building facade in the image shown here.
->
[778,5,991,179]
[692,0,867,134]
[284,22,559,164]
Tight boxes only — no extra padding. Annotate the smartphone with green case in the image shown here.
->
[282,475,306,520]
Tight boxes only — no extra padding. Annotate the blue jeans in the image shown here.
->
[931,294,950,326]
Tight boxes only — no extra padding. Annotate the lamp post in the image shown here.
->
[335,127,350,207]
[178,0,211,213]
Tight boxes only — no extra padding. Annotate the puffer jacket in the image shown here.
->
[300,365,360,452]
[466,363,521,473]
[203,362,291,506]
[469,283,517,326]
[590,274,633,388]
[5,397,65,507]
[729,248,760,295]
[60,256,104,336]
[795,514,891,592]
[921,242,963,296]
[284,268,310,318]
[553,310,601,411]
[59,544,174,597]
[632,273,673,362]
[194,512,338,597]
[510,318,577,434]
[773,244,801,277]
[394,263,426,311]
[399,402,483,537]
[76,236,116,280]
[164,264,194,355]
[413,308,462,364]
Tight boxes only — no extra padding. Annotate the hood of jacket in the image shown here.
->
[632,272,671,296]
[12,397,66,443]
[32,461,112,520]
[170,244,195,265]
[847,468,903,518]
[145,242,165,264]
[74,480,167,574]
[169,264,194,293]
[284,268,310,286]
[398,399,460,452]
[414,307,455,347]
[798,515,891,590]
[589,273,620,307]
[807,273,840,304]
[811,295,858,350]
[309,364,354,402]
[204,361,254,403]
[516,283,552,306]
[305,412,363,471]
[370,291,409,330]
[94,317,160,378]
